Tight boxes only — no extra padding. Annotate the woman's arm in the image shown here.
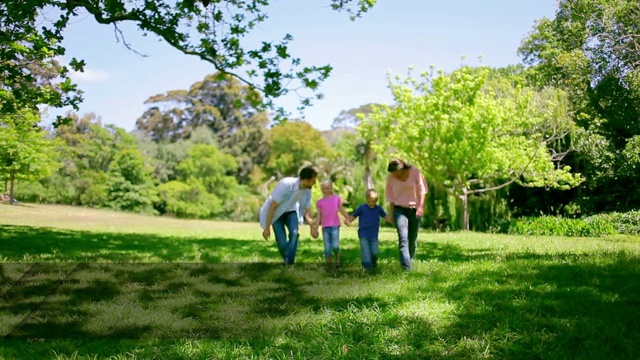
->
[416,169,428,217]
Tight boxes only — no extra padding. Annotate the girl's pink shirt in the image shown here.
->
[385,166,428,208]
[316,194,343,228]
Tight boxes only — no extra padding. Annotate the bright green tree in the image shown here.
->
[176,144,239,198]
[0,110,60,201]
[135,125,216,185]
[360,66,584,230]
[18,113,160,208]
[157,143,254,219]
[53,113,138,205]
[106,148,158,214]
[265,120,332,178]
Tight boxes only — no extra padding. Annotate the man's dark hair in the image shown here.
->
[299,165,318,180]
[387,158,411,173]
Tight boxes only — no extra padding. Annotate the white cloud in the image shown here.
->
[70,68,111,82]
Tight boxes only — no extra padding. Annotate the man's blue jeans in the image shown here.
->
[393,207,421,271]
[272,211,300,265]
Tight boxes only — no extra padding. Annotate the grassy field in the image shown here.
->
[1,203,639,359]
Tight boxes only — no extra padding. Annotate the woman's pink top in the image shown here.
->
[385,166,428,208]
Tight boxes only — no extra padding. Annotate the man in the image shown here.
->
[260,165,319,265]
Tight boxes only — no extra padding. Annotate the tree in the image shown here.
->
[0,3,84,124]
[331,103,377,129]
[48,113,140,205]
[331,103,384,189]
[135,125,218,187]
[265,120,332,178]
[16,113,153,207]
[176,144,239,199]
[106,148,158,214]
[519,0,640,137]
[136,73,269,183]
[519,0,640,212]
[156,142,251,219]
[1,1,377,121]
[360,66,584,230]
[0,110,60,201]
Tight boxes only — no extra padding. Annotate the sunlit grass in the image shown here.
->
[1,203,639,359]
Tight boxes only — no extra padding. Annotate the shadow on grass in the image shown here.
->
[0,224,282,262]
[0,225,639,359]
[1,262,390,339]
[406,252,640,359]
[0,224,492,265]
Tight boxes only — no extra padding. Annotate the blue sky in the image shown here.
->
[45,0,558,132]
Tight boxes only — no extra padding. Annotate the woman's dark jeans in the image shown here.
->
[393,207,421,271]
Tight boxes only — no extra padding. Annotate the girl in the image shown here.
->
[315,180,350,268]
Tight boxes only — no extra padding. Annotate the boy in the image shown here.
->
[346,189,387,270]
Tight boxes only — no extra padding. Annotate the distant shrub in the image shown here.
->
[504,216,617,237]
[585,210,640,235]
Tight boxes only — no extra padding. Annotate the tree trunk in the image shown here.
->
[9,172,15,205]
[363,140,374,189]
[261,175,276,197]
[459,188,470,231]
[364,166,373,189]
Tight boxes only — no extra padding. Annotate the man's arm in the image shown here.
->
[306,208,319,239]
[262,200,279,240]
[310,208,320,227]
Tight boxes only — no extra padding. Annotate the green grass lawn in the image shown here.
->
[1,203,639,359]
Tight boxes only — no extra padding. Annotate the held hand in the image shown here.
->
[262,228,270,241]
[310,225,319,239]
[384,214,394,225]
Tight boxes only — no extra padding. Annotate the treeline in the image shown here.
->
[2,73,363,222]
[2,59,639,230]
[2,0,640,231]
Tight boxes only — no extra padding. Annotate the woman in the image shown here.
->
[385,158,428,271]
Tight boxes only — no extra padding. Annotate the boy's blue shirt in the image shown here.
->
[352,204,387,239]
